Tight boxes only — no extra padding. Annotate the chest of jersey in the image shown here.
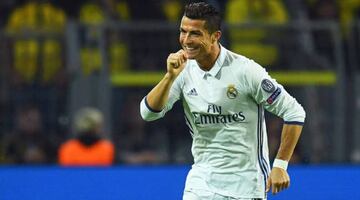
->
[182,68,257,125]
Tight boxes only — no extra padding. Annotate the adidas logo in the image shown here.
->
[187,88,198,96]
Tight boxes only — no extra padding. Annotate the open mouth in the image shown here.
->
[184,46,198,55]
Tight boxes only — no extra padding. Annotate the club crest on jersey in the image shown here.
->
[227,84,238,99]
[261,79,276,93]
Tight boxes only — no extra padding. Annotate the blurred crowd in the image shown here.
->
[0,0,359,166]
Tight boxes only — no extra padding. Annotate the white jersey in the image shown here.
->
[140,45,305,199]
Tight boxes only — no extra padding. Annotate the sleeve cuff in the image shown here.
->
[284,121,304,126]
[144,96,162,113]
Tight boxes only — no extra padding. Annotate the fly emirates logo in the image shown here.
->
[192,104,245,125]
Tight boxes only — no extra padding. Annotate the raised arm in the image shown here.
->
[146,50,187,110]
[140,50,187,121]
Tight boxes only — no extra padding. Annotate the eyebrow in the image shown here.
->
[180,28,202,34]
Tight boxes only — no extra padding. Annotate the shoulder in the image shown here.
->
[223,48,269,88]
[229,50,265,76]
[222,48,262,77]
[222,48,252,70]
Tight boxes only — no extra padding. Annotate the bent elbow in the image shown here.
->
[140,112,157,122]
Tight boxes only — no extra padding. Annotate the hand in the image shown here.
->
[266,167,290,195]
[166,49,187,78]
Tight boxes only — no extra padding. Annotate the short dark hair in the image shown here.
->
[183,2,221,33]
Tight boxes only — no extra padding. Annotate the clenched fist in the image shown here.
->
[266,167,290,195]
[167,49,187,78]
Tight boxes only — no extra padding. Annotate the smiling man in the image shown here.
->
[140,2,305,200]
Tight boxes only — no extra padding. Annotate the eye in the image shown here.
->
[190,31,202,36]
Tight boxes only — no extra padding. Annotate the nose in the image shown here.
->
[182,33,191,45]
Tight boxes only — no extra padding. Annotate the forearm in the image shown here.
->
[146,73,176,111]
[275,124,303,161]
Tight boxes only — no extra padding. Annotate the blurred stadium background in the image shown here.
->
[0,0,359,199]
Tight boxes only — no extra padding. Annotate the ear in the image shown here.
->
[212,31,222,43]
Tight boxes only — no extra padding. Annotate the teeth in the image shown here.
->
[186,47,195,50]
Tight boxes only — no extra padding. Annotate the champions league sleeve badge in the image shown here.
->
[261,79,276,93]
[227,84,238,99]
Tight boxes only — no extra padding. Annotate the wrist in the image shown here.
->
[164,72,177,81]
[273,158,288,171]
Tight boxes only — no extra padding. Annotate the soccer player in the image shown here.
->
[140,2,305,199]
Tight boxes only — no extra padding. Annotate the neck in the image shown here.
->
[197,43,221,71]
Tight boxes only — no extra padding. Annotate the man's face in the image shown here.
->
[179,16,217,60]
